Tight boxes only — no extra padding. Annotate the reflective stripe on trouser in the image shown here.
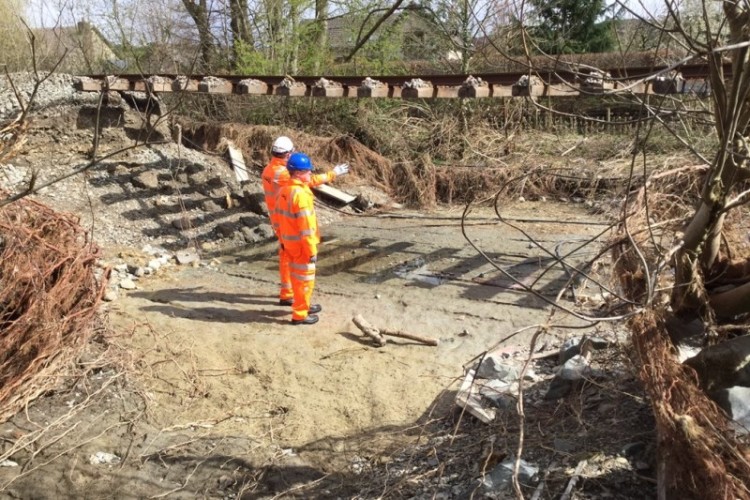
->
[290,257,316,320]
[279,246,293,301]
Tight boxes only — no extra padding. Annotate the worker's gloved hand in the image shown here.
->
[333,163,350,177]
[309,255,318,263]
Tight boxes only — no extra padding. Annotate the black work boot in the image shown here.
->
[292,314,319,325]
[308,304,322,314]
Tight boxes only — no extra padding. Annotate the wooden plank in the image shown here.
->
[312,78,345,97]
[512,76,543,97]
[459,85,490,98]
[104,77,131,91]
[436,86,459,98]
[237,79,269,95]
[619,80,648,94]
[358,85,389,98]
[358,77,388,98]
[199,77,234,93]
[402,79,434,99]
[491,84,514,97]
[226,142,249,182]
[653,78,684,94]
[275,83,307,97]
[146,77,174,93]
[312,183,356,205]
[545,84,579,97]
[75,78,102,91]
[173,76,200,92]
[402,86,434,98]
[512,84,543,97]
[580,81,615,94]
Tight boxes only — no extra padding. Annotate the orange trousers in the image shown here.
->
[286,251,316,320]
[278,244,293,301]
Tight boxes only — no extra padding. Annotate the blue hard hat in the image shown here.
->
[287,152,313,171]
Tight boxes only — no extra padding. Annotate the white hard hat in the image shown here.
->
[272,136,294,154]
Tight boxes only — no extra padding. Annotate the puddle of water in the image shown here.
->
[393,258,446,286]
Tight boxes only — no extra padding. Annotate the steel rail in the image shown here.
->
[75,61,728,98]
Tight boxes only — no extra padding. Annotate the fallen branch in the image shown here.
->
[352,315,386,347]
[560,459,587,500]
[352,315,438,346]
[380,328,439,346]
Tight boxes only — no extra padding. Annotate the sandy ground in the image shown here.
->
[0,201,629,499]
[109,202,608,452]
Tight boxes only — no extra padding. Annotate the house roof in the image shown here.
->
[325,10,434,50]
[32,22,117,60]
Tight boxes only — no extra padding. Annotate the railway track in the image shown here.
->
[75,61,725,99]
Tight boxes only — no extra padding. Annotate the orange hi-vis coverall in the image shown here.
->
[275,178,319,321]
[262,157,334,302]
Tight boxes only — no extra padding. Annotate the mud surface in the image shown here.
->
[0,201,655,499]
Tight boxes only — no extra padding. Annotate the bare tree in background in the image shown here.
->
[181,0,214,70]
[229,0,252,67]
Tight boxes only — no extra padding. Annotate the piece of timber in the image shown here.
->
[580,81,615,94]
[104,77,132,91]
[512,83,543,97]
[491,84,513,97]
[312,78,345,97]
[436,85,459,98]
[358,79,389,98]
[146,77,174,93]
[237,79,270,95]
[312,184,356,205]
[653,79,685,94]
[275,82,307,97]
[458,84,490,98]
[76,78,102,92]
[173,76,200,92]
[545,84,579,97]
[199,77,233,93]
[402,79,434,99]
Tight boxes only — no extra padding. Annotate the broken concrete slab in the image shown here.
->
[312,184,356,205]
[226,142,250,182]
[455,369,496,423]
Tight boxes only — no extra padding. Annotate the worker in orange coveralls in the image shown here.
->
[261,136,349,306]
[274,152,328,325]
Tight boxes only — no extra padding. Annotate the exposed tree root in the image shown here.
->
[629,311,750,499]
[0,193,105,424]
[612,161,750,498]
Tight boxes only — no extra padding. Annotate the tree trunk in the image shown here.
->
[289,2,299,74]
[266,0,283,72]
[182,0,214,71]
[670,1,750,317]
[229,0,253,69]
[313,0,328,74]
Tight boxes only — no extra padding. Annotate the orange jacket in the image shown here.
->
[262,157,335,235]
[275,178,318,260]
